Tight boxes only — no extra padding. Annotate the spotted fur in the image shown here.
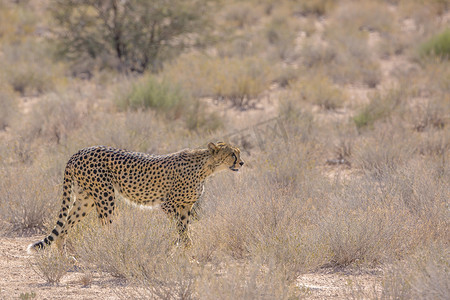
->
[28,142,244,252]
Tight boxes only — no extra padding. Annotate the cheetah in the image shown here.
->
[28,142,244,252]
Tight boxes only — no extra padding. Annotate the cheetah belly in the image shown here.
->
[113,183,165,208]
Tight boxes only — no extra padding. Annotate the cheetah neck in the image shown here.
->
[179,149,218,180]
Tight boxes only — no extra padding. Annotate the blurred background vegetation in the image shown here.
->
[0,0,449,298]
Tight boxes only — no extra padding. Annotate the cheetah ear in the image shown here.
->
[208,142,219,154]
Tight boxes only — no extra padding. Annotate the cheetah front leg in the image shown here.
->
[161,201,194,247]
[176,204,194,248]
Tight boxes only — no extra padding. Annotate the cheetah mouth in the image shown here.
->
[229,167,239,171]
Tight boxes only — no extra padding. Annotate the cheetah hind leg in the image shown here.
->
[27,189,94,253]
[57,190,95,251]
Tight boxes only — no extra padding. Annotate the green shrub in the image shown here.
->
[115,75,222,132]
[116,75,185,117]
[420,29,450,59]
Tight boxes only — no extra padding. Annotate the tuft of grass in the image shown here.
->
[0,2,37,43]
[294,0,336,16]
[0,86,17,130]
[79,273,93,287]
[419,28,450,59]
[30,248,74,285]
[18,291,37,300]
[291,74,347,110]
[353,88,404,130]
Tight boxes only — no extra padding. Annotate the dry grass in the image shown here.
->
[0,163,59,235]
[380,242,449,300]
[15,92,88,145]
[0,40,61,96]
[0,1,449,297]
[163,54,274,108]
[289,73,348,110]
[71,206,177,279]
[0,85,17,130]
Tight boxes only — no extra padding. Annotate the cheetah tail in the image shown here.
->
[27,165,74,253]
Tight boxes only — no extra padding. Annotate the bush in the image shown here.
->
[0,2,37,42]
[331,0,394,33]
[290,74,347,110]
[0,164,59,235]
[420,28,450,59]
[16,92,87,145]
[30,248,74,285]
[327,33,381,87]
[72,206,177,279]
[353,88,403,130]
[115,76,223,132]
[411,97,447,131]
[0,39,60,96]
[184,99,223,132]
[51,0,208,73]
[264,15,298,61]
[294,0,336,16]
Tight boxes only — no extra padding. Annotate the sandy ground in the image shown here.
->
[0,236,129,300]
[0,235,382,299]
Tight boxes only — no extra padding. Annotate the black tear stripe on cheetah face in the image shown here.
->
[27,142,244,252]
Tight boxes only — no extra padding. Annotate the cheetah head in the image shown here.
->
[208,142,244,172]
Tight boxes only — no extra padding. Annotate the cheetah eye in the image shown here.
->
[231,153,236,159]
